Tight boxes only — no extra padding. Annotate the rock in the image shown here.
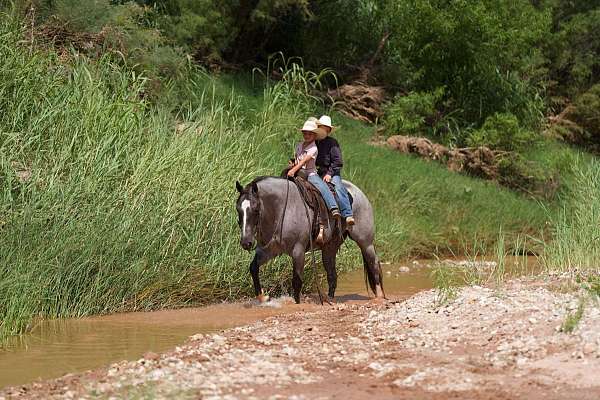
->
[143,352,160,361]
[583,343,596,355]
[399,266,410,273]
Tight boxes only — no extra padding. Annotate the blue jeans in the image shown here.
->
[331,175,353,218]
[308,174,338,212]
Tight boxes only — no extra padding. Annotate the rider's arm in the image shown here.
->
[288,149,315,175]
[329,140,344,176]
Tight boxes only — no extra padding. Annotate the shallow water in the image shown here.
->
[0,303,298,388]
[0,258,535,388]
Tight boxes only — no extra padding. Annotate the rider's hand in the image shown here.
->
[323,174,332,183]
[287,169,295,177]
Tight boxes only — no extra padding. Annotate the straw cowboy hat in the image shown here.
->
[315,115,336,140]
[299,119,320,134]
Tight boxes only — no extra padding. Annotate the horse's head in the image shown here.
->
[235,180,260,251]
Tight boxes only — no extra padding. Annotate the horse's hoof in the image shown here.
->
[257,294,270,303]
[367,296,388,306]
[375,284,385,298]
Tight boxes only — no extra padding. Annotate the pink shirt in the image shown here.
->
[295,141,318,176]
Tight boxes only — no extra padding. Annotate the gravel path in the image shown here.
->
[2,277,600,399]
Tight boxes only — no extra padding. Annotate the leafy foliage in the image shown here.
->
[467,113,539,152]
[378,0,548,126]
[132,0,310,64]
[383,89,444,136]
[571,84,600,147]
[545,2,600,99]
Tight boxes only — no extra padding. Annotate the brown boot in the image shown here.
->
[346,216,355,226]
[316,225,325,244]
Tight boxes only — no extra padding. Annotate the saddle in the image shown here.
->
[281,169,330,241]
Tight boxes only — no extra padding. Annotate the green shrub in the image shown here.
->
[31,0,188,80]
[467,113,538,152]
[383,88,444,136]
[379,0,548,127]
[571,84,600,146]
[547,8,600,97]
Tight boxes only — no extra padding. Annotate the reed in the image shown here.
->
[0,19,294,338]
[542,157,600,272]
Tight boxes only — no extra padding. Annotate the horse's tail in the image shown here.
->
[363,253,386,298]
[362,253,374,295]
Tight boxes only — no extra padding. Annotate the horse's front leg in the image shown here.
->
[322,245,338,301]
[250,247,275,303]
[291,244,306,304]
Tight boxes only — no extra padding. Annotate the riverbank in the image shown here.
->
[3,274,599,399]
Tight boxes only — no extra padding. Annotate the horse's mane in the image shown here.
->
[248,175,287,188]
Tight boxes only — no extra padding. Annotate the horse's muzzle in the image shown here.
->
[240,239,253,251]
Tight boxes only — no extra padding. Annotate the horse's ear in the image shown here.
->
[236,181,244,194]
[251,181,258,194]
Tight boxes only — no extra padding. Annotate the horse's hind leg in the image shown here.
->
[291,245,306,304]
[322,245,338,300]
[250,247,275,302]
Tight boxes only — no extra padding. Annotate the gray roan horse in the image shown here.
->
[235,176,384,304]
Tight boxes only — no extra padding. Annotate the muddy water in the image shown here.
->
[0,258,534,388]
[0,304,302,389]
[336,263,433,300]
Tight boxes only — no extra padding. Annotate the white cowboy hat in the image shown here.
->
[299,119,320,134]
[315,115,336,140]
[316,115,336,130]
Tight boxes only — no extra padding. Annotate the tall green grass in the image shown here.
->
[0,19,296,338]
[543,157,600,272]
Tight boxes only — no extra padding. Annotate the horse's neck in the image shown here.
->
[257,178,308,239]
[257,178,293,215]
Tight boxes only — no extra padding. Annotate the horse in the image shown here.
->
[235,176,384,304]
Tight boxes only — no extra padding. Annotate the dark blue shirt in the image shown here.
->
[316,137,343,177]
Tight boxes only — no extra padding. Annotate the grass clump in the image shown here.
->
[431,263,461,306]
[560,297,586,334]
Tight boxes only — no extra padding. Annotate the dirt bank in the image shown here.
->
[2,276,599,399]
